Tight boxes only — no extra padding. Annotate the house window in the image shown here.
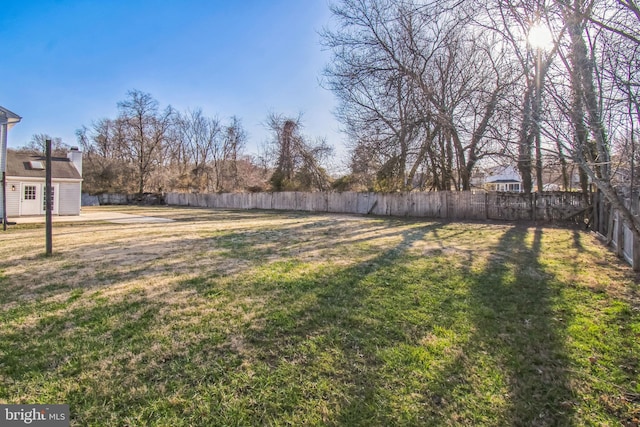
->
[24,185,36,200]
[43,186,55,211]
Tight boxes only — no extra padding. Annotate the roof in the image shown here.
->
[0,106,22,129]
[6,151,82,180]
[485,165,522,184]
[489,179,520,183]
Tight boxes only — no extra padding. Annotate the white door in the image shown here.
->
[21,183,42,215]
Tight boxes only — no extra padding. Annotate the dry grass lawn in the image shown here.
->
[0,205,639,426]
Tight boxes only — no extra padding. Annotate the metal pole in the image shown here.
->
[46,139,53,255]
[0,119,7,230]
[1,171,6,231]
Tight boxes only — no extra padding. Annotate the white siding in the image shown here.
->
[4,181,21,217]
[1,179,80,217]
[57,182,81,215]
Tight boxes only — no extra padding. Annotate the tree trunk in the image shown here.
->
[518,84,535,194]
[534,49,544,193]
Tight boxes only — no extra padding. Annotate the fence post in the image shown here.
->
[592,192,599,233]
[485,192,489,220]
[632,225,640,271]
[617,211,624,257]
[599,192,606,234]
[442,191,448,219]
[532,192,537,221]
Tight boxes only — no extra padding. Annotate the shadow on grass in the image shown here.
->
[461,226,572,424]
[0,294,170,426]
[1,297,160,381]
[573,229,585,252]
[177,219,451,424]
[0,215,439,424]
[169,222,578,425]
[203,223,577,425]
[2,214,627,425]
[334,225,572,425]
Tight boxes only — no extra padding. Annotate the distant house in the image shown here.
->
[484,166,523,192]
[2,149,83,217]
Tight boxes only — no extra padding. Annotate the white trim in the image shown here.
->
[6,176,82,183]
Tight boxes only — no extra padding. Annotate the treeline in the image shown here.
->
[16,0,638,236]
[322,0,640,241]
[322,0,639,198]
[73,91,334,195]
[75,90,262,195]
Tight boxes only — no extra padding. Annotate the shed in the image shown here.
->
[1,149,83,217]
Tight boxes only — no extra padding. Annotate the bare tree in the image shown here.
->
[76,119,137,194]
[19,134,69,156]
[480,1,565,193]
[267,114,333,191]
[221,116,247,191]
[174,109,220,192]
[323,0,516,191]
[117,90,174,196]
[494,0,640,238]
[563,0,640,238]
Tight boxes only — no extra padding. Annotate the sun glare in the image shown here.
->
[528,22,554,51]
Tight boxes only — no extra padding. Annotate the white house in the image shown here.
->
[0,106,22,225]
[484,165,524,192]
[1,149,83,217]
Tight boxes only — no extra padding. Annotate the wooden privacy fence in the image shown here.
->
[166,191,590,223]
[591,192,640,270]
[137,190,640,270]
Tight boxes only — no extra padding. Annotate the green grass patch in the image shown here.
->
[0,206,638,425]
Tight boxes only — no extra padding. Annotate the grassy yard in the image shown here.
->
[0,205,639,426]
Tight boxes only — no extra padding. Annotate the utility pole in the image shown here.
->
[1,118,7,231]
[46,139,52,255]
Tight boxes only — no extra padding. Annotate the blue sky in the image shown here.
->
[1,0,345,159]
